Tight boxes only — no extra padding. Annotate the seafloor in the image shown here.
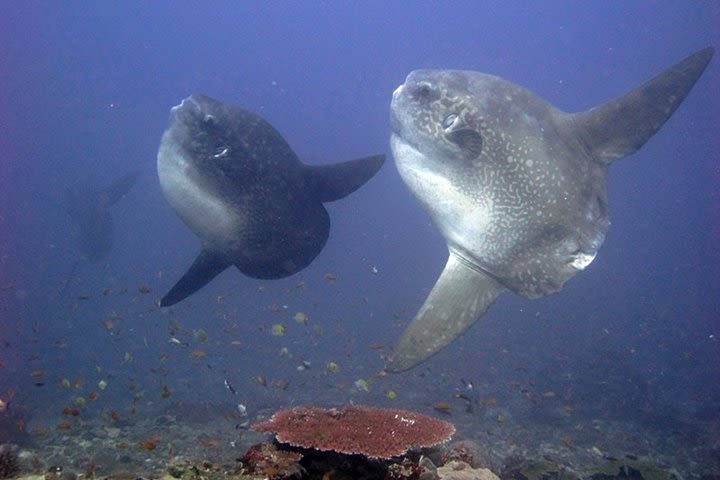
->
[2,398,718,480]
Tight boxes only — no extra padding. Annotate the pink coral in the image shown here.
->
[251,405,455,459]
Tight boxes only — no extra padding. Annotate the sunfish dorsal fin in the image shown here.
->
[386,252,506,372]
[305,155,385,202]
[573,47,714,164]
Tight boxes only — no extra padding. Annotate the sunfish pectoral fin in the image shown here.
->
[386,252,506,372]
[160,249,230,307]
[101,171,139,207]
[305,154,385,203]
[572,46,714,164]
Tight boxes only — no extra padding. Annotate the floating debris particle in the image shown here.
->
[326,361,340,373]
[161,385,172,398]
[138,285,152,294]
[74,397,86,407]
[62,407,80,416]
[194,328,209,343]
[168,337,188,347]
[323,272,337,282]
[98,380,108,390]
[386,390,397,400]
[190,349,207,359]
[60,378,71,389]
[293,312,309,325]
[354,378,369,392]
[139,438,160,450]
[433,402,452,414]
[271,323,286,336]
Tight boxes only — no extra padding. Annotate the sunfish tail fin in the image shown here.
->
[160,249,230,307]
[573,46,714,164]
[102,171,139,207]
[386,252,506,372]
[306,154,385,202]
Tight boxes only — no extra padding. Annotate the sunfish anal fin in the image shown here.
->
[160,249,230,307]
[386,252,506,372]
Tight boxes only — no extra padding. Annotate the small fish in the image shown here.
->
[224,379,237,395]
[168,337,189,347]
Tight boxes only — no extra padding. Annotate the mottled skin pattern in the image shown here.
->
[392,72,608,297]
[158,94,384,307]
[388,48,714,371]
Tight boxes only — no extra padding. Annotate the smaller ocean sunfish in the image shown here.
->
[157,94,385,307]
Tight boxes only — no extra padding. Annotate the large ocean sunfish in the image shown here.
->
[66,171,138,262]
[388,47,714,371]
[157,94,385,307]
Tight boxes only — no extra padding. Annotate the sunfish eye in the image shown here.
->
[412,82,438,101]
[213,146,230,158]
[442,113,459,130]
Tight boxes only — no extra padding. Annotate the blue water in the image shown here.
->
[1,1,718,475]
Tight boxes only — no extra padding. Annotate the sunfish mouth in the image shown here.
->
[389,85,406,135]
[171,95,203,114]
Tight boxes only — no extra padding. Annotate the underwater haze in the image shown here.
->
[1,2,719,478]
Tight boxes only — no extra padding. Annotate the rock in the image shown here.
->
[437,460,500,480]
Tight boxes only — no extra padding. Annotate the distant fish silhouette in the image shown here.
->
[66,172,138,262]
